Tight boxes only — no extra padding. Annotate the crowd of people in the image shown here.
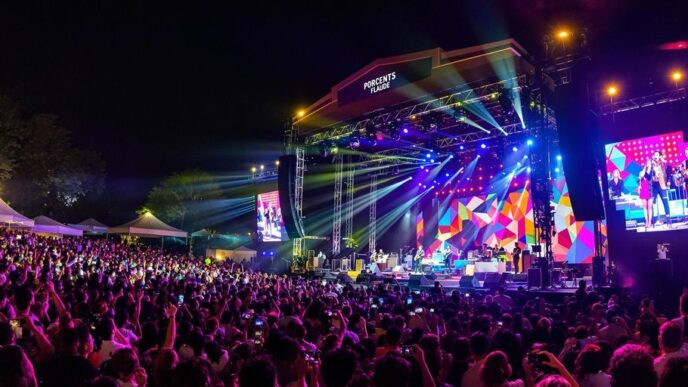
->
[1,227,688,387]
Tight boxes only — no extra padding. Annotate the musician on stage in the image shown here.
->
[376,249,386,263]
[443,246,452,268]
[512,243,522,273]
[414,246,424,272]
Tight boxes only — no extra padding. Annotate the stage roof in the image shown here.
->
[295,39,534,136]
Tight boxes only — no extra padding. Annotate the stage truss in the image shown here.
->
[286,71,559,259]
[332,154,344,256]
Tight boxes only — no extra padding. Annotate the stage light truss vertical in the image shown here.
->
[293,146,305,258]
[332,154,344,256]
[368,175,378,254]
[344,160,355,246]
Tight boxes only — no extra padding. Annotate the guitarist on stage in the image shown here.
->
[414,246,424,272]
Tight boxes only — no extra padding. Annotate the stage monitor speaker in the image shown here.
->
[483,273,502,289]
[408,274,424,289]
[474,272,487,282]
[592,256,606,286]
[459,275,478,288]
[552,59,605,221]
[511,273,528,283]
[277,155,306,239]
[528,268,541,288]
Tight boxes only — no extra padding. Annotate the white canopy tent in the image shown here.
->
[109,212,188,238]
[0,197,34,227]
[33,215,83,237]
[69,218,109,235]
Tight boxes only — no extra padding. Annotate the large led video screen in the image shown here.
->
[605,131,687,232]
[417,179,606,264]
[257,191,286,242]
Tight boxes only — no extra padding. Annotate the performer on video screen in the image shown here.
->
[651,151,672,227]
[639,160,653,230]
[609,169,624,198]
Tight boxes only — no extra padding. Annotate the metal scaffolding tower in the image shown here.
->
[368,175,378,254]
[292,146,305,258]
[344,160,355,246]
[332,154,344,256]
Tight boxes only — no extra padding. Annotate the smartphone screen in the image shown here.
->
[406,297,413,305]
[177,295,184,305]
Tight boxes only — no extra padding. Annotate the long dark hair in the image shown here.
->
[575,344,607,379]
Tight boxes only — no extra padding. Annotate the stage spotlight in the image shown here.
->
[512,146,518,152]
[606,85,619,97]
[260,165,265,170]
[418,183,422,186]
[403,128,409,134]
[556,154,562,161]
[671,70,683,82]
[556,30,570,40]
[526,139,533,146]
[480,143,486,149]
[430,159,435,163]
[297,110,305,118]
[459,145,465,150]
[526,167,532,173]
[445,172,449,177]
[426,153,431,158]
[275,160,280,166]
[251,167,257,173]
[555,168,560,173]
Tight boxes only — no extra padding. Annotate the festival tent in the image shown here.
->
[0,197,34,227]
[33,215,83,236]
[109,212,188,238]
[68,218,109,235]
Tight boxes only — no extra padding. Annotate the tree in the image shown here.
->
[4,112,105,216]
[0,95,25,185]
[143,170,222,231]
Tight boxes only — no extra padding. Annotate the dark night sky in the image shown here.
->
[0,0,686,217]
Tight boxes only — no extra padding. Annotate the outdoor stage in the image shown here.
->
[272,36,688,298]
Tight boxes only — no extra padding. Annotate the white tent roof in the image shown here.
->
[33,215,83,236]
[68,218,109,234]
[109,212,188,238]
[0,197,34,227]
